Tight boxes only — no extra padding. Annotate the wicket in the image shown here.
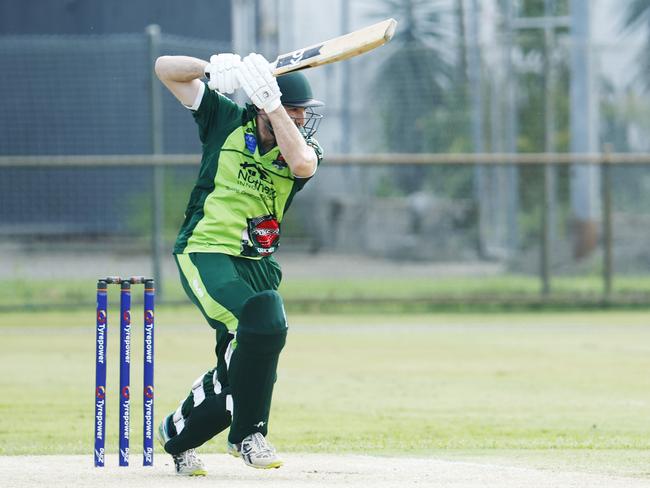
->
[94,276,155,467]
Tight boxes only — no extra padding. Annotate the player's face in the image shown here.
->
[284,106,306,128]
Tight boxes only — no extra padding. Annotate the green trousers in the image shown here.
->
[162,252,285,454]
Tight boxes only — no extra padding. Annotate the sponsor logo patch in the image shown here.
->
[244,133,257,154]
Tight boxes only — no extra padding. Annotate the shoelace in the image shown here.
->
[176,450,201,468]
[247,433,275,457]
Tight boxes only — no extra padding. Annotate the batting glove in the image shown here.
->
[236,53,282,113]
[205,53,241,94]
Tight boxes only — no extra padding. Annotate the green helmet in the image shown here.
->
[277,72,324,108]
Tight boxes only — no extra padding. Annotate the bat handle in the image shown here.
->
[269,60,280,77]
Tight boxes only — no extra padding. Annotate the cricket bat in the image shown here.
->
[271,18,397,76]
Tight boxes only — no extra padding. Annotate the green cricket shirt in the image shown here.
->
[174,83,323,259]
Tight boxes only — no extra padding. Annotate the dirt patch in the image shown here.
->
[2,454,650,488]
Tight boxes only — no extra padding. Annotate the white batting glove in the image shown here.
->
[236,53,282,113]
[205,53,241,94]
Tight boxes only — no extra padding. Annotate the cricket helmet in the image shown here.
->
[277,71,324,107]
[275,72,324,137]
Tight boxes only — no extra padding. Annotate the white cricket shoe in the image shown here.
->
[227,432,283,469]
[172,449,207,476]
[158,417,207,476]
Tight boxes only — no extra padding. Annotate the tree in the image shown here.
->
[371,0,461,193]
[622,0,650,90]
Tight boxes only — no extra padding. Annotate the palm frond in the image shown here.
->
[622,0,650,31]
[368,0,465,155]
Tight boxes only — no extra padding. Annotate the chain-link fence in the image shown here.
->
[1,29,650,310]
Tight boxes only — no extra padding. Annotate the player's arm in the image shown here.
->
[265,108,317,178]
[154,56,206,106]
[237,53,317,178]
[155,54,241,106]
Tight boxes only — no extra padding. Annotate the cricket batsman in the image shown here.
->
[154,52,324,475]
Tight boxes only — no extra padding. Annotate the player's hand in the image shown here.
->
[205,53,241,94]
[236,53,282,113]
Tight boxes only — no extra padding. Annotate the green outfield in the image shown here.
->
[0,308,649,477]
[3,275,650,311]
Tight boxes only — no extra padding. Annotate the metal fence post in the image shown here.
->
[602,144,613,299]
[541,163,551,297]
[541,1,557,297]
[147,24,164,301]
[468,0,486,257]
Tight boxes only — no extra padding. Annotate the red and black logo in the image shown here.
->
[245,215,280,257]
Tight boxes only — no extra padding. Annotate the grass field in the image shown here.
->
[1,307,649,477]
[3,275,650,311]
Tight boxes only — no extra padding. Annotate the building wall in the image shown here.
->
[0,0,232,234]
[0,0,231,39]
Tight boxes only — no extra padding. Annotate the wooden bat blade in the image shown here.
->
[271,18,397,76]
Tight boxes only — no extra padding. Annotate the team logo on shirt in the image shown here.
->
[241,215,280,257]
[240,161,270,181]
[244,133,257,154]
[272,154,288,170]
[238,161,276,199]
